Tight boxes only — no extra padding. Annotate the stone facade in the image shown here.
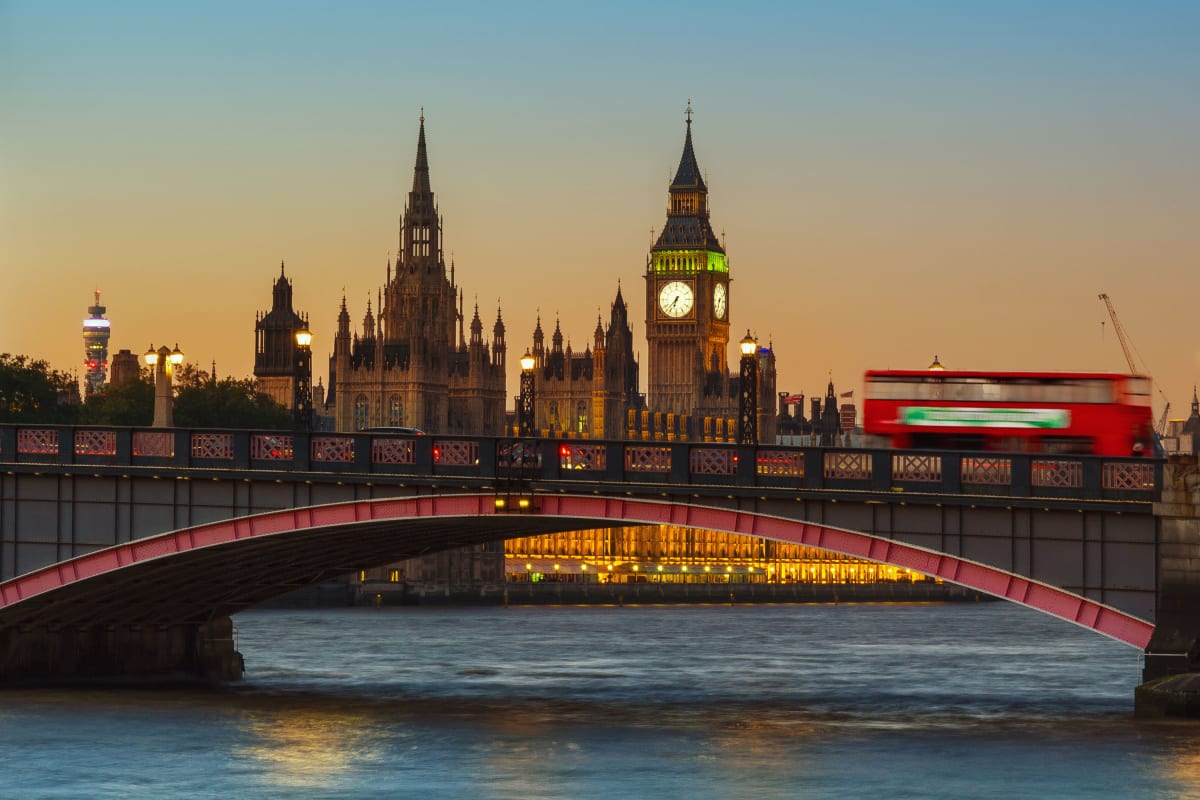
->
[524,287,642,440]
[327,116,506,436]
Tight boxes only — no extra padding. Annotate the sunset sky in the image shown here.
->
[3,1,1198,419]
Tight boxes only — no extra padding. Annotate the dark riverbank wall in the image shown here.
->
[413,581,979,606]
[255,580,980,608]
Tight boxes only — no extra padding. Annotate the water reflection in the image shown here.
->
[0,604,1184,800]
[235,706,383,789]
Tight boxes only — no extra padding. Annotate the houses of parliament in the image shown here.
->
[253,107,909,593]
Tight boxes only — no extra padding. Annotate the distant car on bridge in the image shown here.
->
[362,426,425,436]
[862,369,1155,457]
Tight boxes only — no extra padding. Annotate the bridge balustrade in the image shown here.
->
[0,424,1161,502]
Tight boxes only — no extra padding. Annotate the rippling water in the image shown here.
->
[4,601,1200,799]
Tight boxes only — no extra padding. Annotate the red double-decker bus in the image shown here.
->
[862,370,1155,456]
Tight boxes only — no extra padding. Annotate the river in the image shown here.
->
[3,601,1200,799]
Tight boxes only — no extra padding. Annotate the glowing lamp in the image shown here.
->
[520,350,535,372]
[168,344,184,366]
[295,327,313,348]
[143,346,158,366]
[739,330,756,357]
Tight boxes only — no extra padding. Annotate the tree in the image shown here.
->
[0,353,79,423]
[78,375,153,426]
[174,376,291,429]
[173,362,212,391]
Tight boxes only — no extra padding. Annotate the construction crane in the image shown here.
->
[1098,293,1171,436]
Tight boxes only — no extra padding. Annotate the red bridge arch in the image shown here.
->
[0,493,1153,649]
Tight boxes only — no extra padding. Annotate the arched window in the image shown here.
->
[354,394,370,430]
[576,401,588,434]
[389,395,403,426]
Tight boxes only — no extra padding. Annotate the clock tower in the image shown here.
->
[645,104,731,415]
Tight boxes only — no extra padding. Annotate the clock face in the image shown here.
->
[713,283,727,319]
[658,280,694,318]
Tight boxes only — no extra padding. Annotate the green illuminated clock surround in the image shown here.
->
[658,280,694,318]
[713,283,727,320]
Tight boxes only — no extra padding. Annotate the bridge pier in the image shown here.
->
[0,617,243,687]
[1137,455,1200,717]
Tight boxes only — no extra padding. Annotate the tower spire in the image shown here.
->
[412,109,431,195]
[671,100,706,192]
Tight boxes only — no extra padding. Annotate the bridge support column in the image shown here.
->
[0,617,244,687]
[1137,455,1200,717]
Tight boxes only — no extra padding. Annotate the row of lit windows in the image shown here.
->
[507,561,920,585]
[507,529,868,562]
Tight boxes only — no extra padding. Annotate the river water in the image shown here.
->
[3,601,1200,799]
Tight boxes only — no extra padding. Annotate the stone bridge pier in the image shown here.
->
[1138,454,1200,716]
[0,617,243,687]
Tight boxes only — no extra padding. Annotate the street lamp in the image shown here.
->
[519,349,536,437]
[144,343,184,428]
[738,330,758,444]
[294,323,313,431]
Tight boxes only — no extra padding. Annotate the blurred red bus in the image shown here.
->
[862,370,1154,456]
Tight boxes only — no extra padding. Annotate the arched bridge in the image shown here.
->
[0,424,1166,685]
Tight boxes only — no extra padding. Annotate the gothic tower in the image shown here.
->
[254,262,308,409]
[644,104,731,416]
[331,114,506,434]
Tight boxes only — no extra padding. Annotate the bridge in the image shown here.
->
[2,423,1194,692]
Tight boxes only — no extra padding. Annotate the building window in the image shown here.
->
[576,401,588,434]
[354,394,370,430]
[389,395,403,426]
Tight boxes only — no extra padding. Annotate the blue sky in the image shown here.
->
[3,0,1198,412]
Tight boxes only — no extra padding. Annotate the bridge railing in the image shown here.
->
[0,425,1162,502]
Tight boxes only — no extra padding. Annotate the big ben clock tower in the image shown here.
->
[645,103,731,415]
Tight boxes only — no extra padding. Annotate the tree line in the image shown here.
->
[0,354,291,429]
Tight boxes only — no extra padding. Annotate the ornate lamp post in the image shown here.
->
[293,324,313,431]
[738,330,758,445]
[144,343,184,428]
[519,350,536,437]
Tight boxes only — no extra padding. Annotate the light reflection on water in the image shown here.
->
[234,706,385,791]
[2,602,1200,799]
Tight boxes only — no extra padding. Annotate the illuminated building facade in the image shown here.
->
[506,527,925,586]
[82,291,111,398]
